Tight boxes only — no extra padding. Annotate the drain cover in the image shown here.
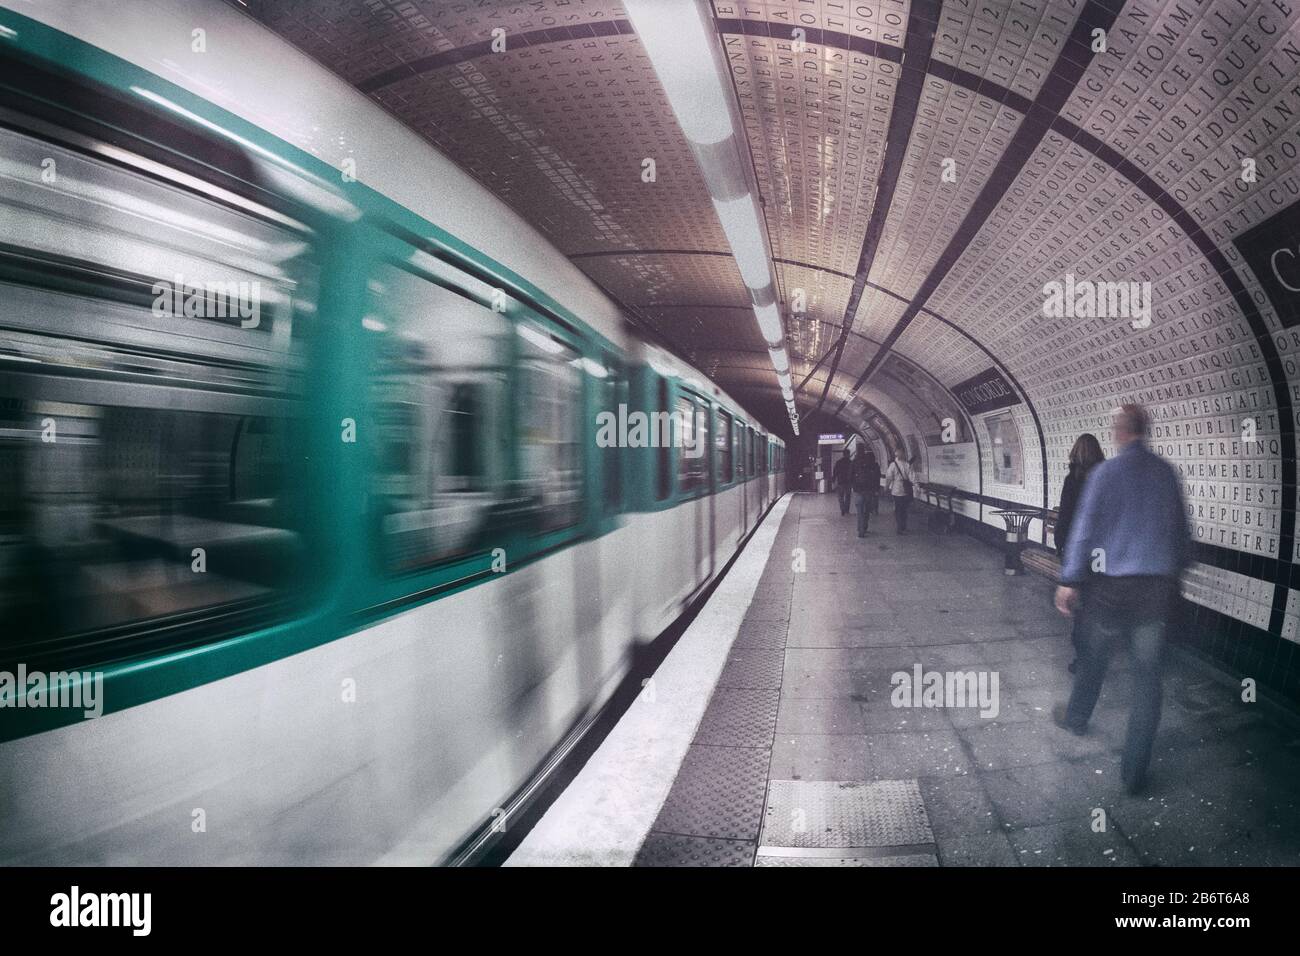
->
[755,851,939,867]
[760,779,935,849]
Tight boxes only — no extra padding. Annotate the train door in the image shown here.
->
[735,423,747,539]
[673,389,709,592]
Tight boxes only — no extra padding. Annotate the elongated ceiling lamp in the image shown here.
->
[624,0,799,435]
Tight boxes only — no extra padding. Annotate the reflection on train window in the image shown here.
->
[675,395,708,494]
[0,123,313,662]
[0,124,307,341]
[2,405,305,651]
[518,324,583,532]
[655,379,670,501]
[367,263,509,571]
[717,411,733,483]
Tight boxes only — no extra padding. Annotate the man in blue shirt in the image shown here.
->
[1053,403,1191,794]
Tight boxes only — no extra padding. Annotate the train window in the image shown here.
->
[675,395,708,494]
[0,125,304,343]
[655,379,670,501]
[517,323,584,532]
[366,262,509,572]
[0,123,315,665]
[750,428,758,474]
[446,383,487,490]
[716,411,733,483]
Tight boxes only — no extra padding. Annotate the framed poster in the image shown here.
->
[984,411,1024,487]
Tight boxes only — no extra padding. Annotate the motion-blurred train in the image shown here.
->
[0,2,784,864]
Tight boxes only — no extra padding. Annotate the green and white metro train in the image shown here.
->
[0,0,785,864]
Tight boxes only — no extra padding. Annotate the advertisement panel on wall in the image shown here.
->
[984,411,1024,487]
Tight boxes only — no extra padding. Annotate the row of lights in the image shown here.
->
[624,0,799,435]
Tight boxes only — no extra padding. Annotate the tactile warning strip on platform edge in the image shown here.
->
[758,779,938,862]
[633,833,756,867]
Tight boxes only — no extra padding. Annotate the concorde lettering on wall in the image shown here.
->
[952,368,1020,416]
[1235,198,1300,329]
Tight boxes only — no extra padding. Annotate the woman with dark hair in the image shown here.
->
[1056,432,1105,671]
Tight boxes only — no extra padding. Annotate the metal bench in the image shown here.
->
[918,482,958,534]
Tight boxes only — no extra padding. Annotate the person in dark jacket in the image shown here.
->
[1055,433,1105,672]
[1056,433,1105,557]
[851,448,881,538]
[832,448,853,515]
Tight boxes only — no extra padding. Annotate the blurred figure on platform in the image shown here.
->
[883,450,917,534]
[1053,403,1190,795]
[851,447,880,538]
[1055,432,1105,672]
[832,448,853,516]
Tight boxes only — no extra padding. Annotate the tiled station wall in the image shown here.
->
[828,0,1300,703]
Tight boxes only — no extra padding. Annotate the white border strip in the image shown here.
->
[505,494,793,866]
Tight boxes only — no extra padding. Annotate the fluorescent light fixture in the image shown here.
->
[0,25,17,39]
[131,86,360,221]
[625,0,794,422]
[622,0,734,146]
[132,86,306,175]
[646,355,678,378]
[755,302,784,344]
[713,193,772,290]
[517,324,564,354]
[581,358,609,379]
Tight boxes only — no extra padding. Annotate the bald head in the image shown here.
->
[1112,403,1149,448]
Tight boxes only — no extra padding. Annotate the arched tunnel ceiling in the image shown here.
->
[241,0,1300,505]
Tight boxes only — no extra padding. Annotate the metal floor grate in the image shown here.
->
[760,778,936,849]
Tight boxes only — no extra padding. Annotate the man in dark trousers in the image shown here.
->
[850,447,880,538]
[832,448,853,515]
[1053,403,1190,794]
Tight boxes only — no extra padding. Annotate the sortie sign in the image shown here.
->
[952,368,1020,415]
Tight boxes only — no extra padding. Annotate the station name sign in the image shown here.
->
[1234,198,1300,329]
[952,368,1020,416]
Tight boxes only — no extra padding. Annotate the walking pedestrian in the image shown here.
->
[883,450,917,534]
[1053,404,1190,795]
[851,447,880,537]
[832,448,853,516]
[1055,433,1105,672]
